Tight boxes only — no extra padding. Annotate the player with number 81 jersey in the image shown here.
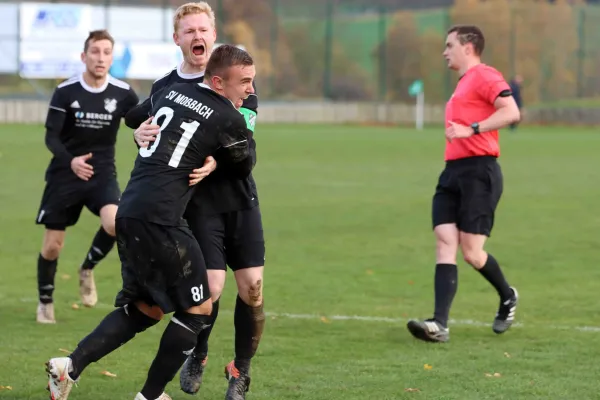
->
[114,77,254,314]
[117,82,251,227]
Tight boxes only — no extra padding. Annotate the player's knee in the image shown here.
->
[244,278,263,307]
[462,249,485,269]
[41,234,64,260]
[99,205,117,237]
[133,300,164,321]
[173,311,211,335]
[125,303,161,332]
[207,271,226,300]
[186,300,212,316]
[102,220,116,237]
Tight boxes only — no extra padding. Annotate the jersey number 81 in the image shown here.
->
[139,106,200,168]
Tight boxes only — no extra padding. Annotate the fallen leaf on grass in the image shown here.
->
[408,280,414,285]
[485,372,502,378]
[504,352,511,358]
[58,348,71,354]
[366,269,374,275]
[404,388,420,392]
[61,274,71,280]
[101,370,117,378]
[423,364,433,370]
[0,386,13,390]
[320,316,331,324]
[72,303,80,310]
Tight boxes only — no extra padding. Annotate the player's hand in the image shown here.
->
[189,156,217,186]
[445,121,473,142]
[134,116,160,148]
[71,153,94,181]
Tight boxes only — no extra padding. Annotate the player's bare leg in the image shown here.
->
[79,204,118,307]
[138,301,213,400]
[460,232,518,334]
[37,229,65,324]
[407,223,458,342]
[223,266,265,400]
[180,269,226,394]
[46,301,163,400]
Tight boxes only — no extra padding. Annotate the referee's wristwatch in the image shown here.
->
[471,122,480,135]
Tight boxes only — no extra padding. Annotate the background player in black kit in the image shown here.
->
[44,44,256,400]
[125,3,265,399]
[35,30,139,324]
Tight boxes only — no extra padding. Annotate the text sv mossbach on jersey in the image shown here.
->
[165,90,215,119]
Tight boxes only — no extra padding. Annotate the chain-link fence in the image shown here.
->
[2,0,600,108]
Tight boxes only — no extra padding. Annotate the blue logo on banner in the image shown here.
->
[110,45,132,79]
[33,7,81,29]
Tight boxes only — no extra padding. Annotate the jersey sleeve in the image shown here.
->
[124,96,152,129]
[216,116,253,178]
[121,87,140,117]
[476,68,511,105]
[44,88,74,164]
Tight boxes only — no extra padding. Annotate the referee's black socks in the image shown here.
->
[433,263,458,328]
[477,253,513,301]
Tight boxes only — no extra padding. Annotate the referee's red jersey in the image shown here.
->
[444,64,511,161]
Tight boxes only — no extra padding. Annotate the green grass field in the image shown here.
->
[1,123,600,399]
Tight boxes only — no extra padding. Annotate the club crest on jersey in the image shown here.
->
[104,98,117,113]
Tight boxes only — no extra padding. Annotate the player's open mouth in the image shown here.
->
[192,44,205,56]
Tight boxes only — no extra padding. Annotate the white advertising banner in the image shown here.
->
[19,40,85,79]
[19,2,100,41]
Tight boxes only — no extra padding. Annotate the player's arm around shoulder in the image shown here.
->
[217,112,253,178]
[476,67,521,133]
[128,83,174,149]
[238,81,258,167]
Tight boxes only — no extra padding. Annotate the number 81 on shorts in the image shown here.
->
[191,285,205,302]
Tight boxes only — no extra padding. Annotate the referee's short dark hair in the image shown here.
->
[447,25,485,56]
[205,45,254,80]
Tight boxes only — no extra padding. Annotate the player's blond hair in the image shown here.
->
[173,2,216,32]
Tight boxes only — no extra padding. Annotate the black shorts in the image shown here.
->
[114,217,211,314]
[432,156,503,236]
[185,205,265,271]
[35,171,121,230]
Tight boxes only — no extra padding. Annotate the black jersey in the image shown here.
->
[44,73,139,176]
[123,64,259,216]
[117,82,252,226]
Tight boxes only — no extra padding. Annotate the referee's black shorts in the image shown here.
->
[432,155,503,237]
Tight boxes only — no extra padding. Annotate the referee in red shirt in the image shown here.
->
[407,25,521,343]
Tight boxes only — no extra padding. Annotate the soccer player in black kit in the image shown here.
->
[35,30,139,323]
[125,3,265,399]
[45,44,256,400]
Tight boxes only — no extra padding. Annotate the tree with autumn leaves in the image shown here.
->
[219,0,596,103]
[375,0,592,104]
